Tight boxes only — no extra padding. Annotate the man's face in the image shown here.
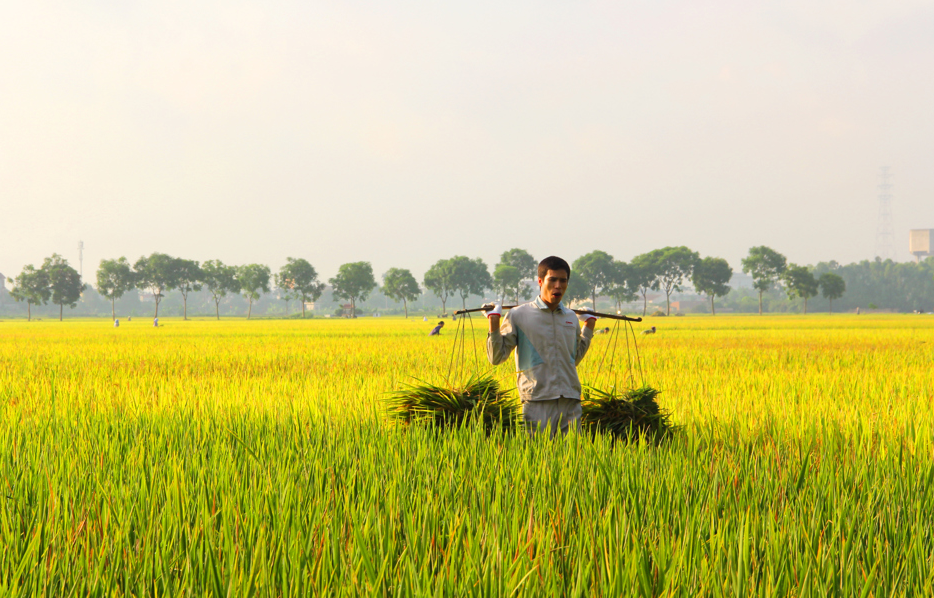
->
[538,269,569,306]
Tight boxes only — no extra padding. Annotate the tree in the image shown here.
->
[274,272,298,316]
[563,271,591,307]
[692,257,733,316]
[573,250,617,312]
[492,264,521,303]
[646,246,699,316]
[497,248,537,303]
[628,254,657,316]
[607,260,638,311]
[202,260,240,320]
[450,256,492,309]
[172,258,203,321]
[782,264,819,314]
[741,246,787,315]
[277,258,326,318]
[819,272,846,313]
[43,254,85,321]
[134,253,178,318]
[423,258,456,315]
[382,268,421,318]
[237,264,271,319]
[330,262,377,318]
[10,264,50,321]
[96,257,136,321]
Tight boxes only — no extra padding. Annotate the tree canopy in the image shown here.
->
[742,246,787,315]
[782,264,819,314]
[278,258,326,318]
[96,257,136,321]
[10,264,51,321]
[627,254,657,316]
[492,264,521,304]
[818,272,846,313]
[646,246,699,316]
[497,248,537,303]
[573,250,617,312]
[202,260,240,320]
[237,264,271,319]
[172,258,203,320]
[134,253,178,318]
[449,256,492,309]
[330,262,377,318]
[43,254,86,321]
[382,268,421,318]
[692,256,732,315]
[423,259,456,315]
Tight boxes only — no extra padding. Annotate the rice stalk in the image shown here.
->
[385,374,519,431]
[581,385,675,442]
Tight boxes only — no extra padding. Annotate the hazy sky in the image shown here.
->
[2,0,933,284]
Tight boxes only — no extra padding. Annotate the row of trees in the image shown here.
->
[742,246,846,314]
[7,245,854,321]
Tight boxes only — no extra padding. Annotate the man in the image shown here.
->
[428,321,445,336]
[485,256,598,436]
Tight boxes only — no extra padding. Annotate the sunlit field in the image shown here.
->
[2,314,933,596]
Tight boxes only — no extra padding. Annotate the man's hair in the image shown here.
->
[537,256,571,279]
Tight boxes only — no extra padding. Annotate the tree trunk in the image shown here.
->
[403,299,408,318]
[112,296,116,321]
[804,297,808,315]
[154,297,160,319]
[758,291,763,315]
[351,297,356,318]
[248,299,253,319]
[642,292,647,317]
[441,297,447,315]
[666,292,671,316]
[829,298,832,314]
[215,298,220,320]
[710,295,715,316]
[183,293,188,320]
[27,302,31,321]
[592,291,597,312]
[301,296,306,318]
[60,303,63,321]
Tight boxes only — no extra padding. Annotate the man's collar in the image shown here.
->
[534,295,567,313]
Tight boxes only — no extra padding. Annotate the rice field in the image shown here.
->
[1,314,933,596]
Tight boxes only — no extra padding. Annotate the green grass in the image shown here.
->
[1,315,933,595]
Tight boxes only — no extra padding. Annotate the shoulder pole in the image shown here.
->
[454,305,643,323]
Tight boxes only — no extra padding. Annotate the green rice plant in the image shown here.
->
[581,385,675,442]
[385,373,520,431]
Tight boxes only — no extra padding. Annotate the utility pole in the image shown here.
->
[78,240,84,278]
[875,167,894,261]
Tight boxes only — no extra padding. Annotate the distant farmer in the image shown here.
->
[642,326,656,335]
[114,319,120,327]
[153,317,159,327]
[428,321,445,336]
[485,256,597,436]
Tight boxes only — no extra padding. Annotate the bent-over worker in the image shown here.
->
[485,256,597,437]
[428,321,445,336]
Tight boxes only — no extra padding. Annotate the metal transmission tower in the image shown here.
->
[78,241,84,278]
[875,167,894,261]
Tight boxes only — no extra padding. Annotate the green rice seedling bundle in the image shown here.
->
[385,373,520,431]
[581,385,674,441]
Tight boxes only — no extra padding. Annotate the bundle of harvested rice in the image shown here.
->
[581,385,674,442]
[385,374,519,431]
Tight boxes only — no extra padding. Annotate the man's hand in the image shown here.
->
[577,309,598,329]
[485,301,503,333]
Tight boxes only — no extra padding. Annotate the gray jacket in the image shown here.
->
[486,297,594,402]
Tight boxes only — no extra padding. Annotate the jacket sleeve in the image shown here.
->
[574,324,594,365]
[486,311,518,365]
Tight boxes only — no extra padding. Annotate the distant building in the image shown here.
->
[909,229,934,263]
